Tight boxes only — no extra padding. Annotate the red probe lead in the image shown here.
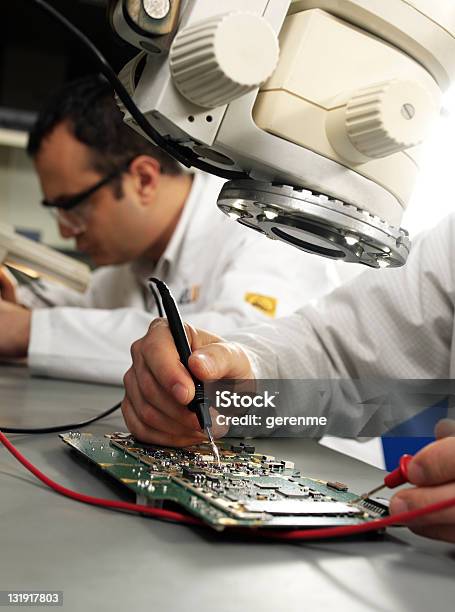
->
[351,454,413,503]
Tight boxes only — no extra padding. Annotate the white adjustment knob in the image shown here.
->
[169,12,279,109]
[345,80,436,158]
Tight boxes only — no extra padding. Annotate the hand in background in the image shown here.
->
[0,300,31,358]
[0,266,18,303]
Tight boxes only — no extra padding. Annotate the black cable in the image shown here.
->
[0,402,122,434]
[31,0,248,182]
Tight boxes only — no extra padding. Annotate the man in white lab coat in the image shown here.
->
[0,75,335,384]
[121,215,455,543]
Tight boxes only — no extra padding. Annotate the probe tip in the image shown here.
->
[206,427,221,468]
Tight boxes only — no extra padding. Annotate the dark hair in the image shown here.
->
[27,74,182,183]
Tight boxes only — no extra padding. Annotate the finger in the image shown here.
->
[408,524,455,544]
[126,352,201,430]
[407,437,455,485]
[121,394,205,447]
[389,483,455,526]
[189,341,253,381]
[435,418,455,439]
[209,406,230,439]
[137,319,197,404]
[185,323,224,350]
[124,366,203,436]
[121,394,151,441]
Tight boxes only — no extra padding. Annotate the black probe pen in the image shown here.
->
[149,278,221,465]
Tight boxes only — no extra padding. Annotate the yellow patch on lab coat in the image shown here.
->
[244,292,277,317]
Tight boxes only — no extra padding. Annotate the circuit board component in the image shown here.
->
[61,432,388,531]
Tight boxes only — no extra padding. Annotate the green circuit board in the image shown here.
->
[61,432,388,531]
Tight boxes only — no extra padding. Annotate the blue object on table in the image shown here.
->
[381,399,448,471]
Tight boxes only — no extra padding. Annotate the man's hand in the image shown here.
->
[122,318,254,446]
[390,419,455,543]
[0,266,18,303]
[0,300,31,357]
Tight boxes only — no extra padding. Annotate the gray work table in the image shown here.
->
[0,365,454,612]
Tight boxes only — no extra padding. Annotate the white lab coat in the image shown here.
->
[22,172,337,385]
[229,213,455,383]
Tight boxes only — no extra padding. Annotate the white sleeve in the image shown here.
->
[227,215,455,381]
[17,281,87,309]
[184,236,337,336]
[28,307,152,386]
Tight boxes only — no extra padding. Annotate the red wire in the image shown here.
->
[0,431,200,526]
[1,431,454,540]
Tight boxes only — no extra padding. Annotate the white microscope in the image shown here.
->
[109,0,455,268]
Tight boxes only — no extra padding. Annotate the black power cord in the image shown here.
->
[31,0,248,182]
[0,402,122,434]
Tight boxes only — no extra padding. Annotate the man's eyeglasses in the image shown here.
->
[41,162,130,211]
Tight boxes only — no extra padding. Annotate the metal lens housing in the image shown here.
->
[217,181,410,268]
